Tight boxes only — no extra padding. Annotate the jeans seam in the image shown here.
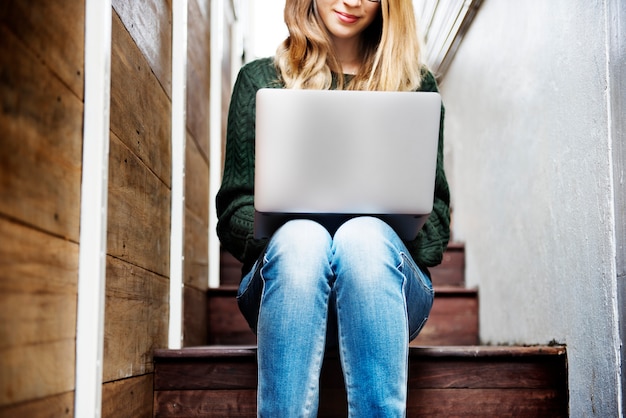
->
[399,252,434,341]
[400,252,434,295]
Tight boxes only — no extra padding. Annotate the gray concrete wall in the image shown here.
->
[608,0,626,409]
[439,0,622,415]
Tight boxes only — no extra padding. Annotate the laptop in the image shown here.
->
[253,88,441,240]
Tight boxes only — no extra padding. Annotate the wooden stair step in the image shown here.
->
[208,286,478,346]
[428,241,466,287]
[412,286,478,346]
[153,345,568,417]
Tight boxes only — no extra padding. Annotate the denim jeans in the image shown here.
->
[237,217,434,417]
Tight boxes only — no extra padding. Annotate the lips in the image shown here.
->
[335,10,359,24]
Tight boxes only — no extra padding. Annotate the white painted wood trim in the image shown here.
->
[209,0,224,289]
[168,0,189,349]
[414,0,482,74]
[75,0,112,416]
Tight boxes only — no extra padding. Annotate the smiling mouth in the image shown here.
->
[335,11,359,24]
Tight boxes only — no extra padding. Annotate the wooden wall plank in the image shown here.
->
[107,132,171,277]
[183,286,209,346]
[110,11,172,188]
[103,256,169,382]
[185,132,210,224]
[102,374,153,418]
[0,1,83,411]
[184,209,209,290]
[0,0,84,99]
[111,0,172,98]
[184,131,209,292]
[186,0,212,160]
[0,391,73,418]
[0,340,75,407]
[0,217,77,407]
[0,292,76,350]
[0,218,78,295]
[183,0,212,347]
[0,25,83,241]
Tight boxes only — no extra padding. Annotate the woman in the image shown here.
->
[216,0,450,416]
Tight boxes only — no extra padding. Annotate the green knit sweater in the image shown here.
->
[216,57,450,276]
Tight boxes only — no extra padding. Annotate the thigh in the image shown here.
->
[331,216,434,340]
[236,219,333,332]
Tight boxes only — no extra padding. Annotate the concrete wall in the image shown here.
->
[439,0,622,415]
[608,0,626,410]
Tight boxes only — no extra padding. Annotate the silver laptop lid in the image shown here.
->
[254,88,441,239]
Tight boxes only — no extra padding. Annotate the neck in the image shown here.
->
[332,36,361,75]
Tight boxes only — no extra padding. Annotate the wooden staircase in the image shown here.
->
[153,244,568,417]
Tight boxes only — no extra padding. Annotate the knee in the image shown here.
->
[269,219,332,256]
[333,217,396,256]
[332,217,402,284]
[262,219,333,287]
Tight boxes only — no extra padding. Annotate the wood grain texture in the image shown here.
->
[102,374,154,418]
[411,287,479,346]
[154,390,257,418]
[206,286,478,346]
[184,209,209,290]
[185,132,210,225]
[0,340,75,407]
[103,256,169,382]
[184,131,209,291]
[207,288,256,345]
[0,25,83,241]
[185,0,211,160]
[0,218,78,296]
[405,388,567,418]
[0,391,73,418]
[183,286,209,347]
[111,0,172,97]
[220,248,245,286]
[154,357,258,391]
[0,0,84,99]
[0,291,76,351]
[107,132,171,277]
[153,346,568,417]
[428,242,465,287]
[110,11,172,188]
[0,219,78,406]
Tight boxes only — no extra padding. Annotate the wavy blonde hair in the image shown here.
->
[275,0,424,91]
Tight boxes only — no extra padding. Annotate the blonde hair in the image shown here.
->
[275,0,424,91]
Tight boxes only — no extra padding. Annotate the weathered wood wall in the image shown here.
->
[0,0,212,416]
[0,0,84,415]
[183,0,211,347]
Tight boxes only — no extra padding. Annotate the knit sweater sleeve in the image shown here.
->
[215,58,278,272]
[405,69,451,270]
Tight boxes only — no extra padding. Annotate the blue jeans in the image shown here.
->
[237,217,434,417]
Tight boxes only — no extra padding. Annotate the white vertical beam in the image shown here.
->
[169,0,189,349]
[75,0,112,416]
[209,0,224,289]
